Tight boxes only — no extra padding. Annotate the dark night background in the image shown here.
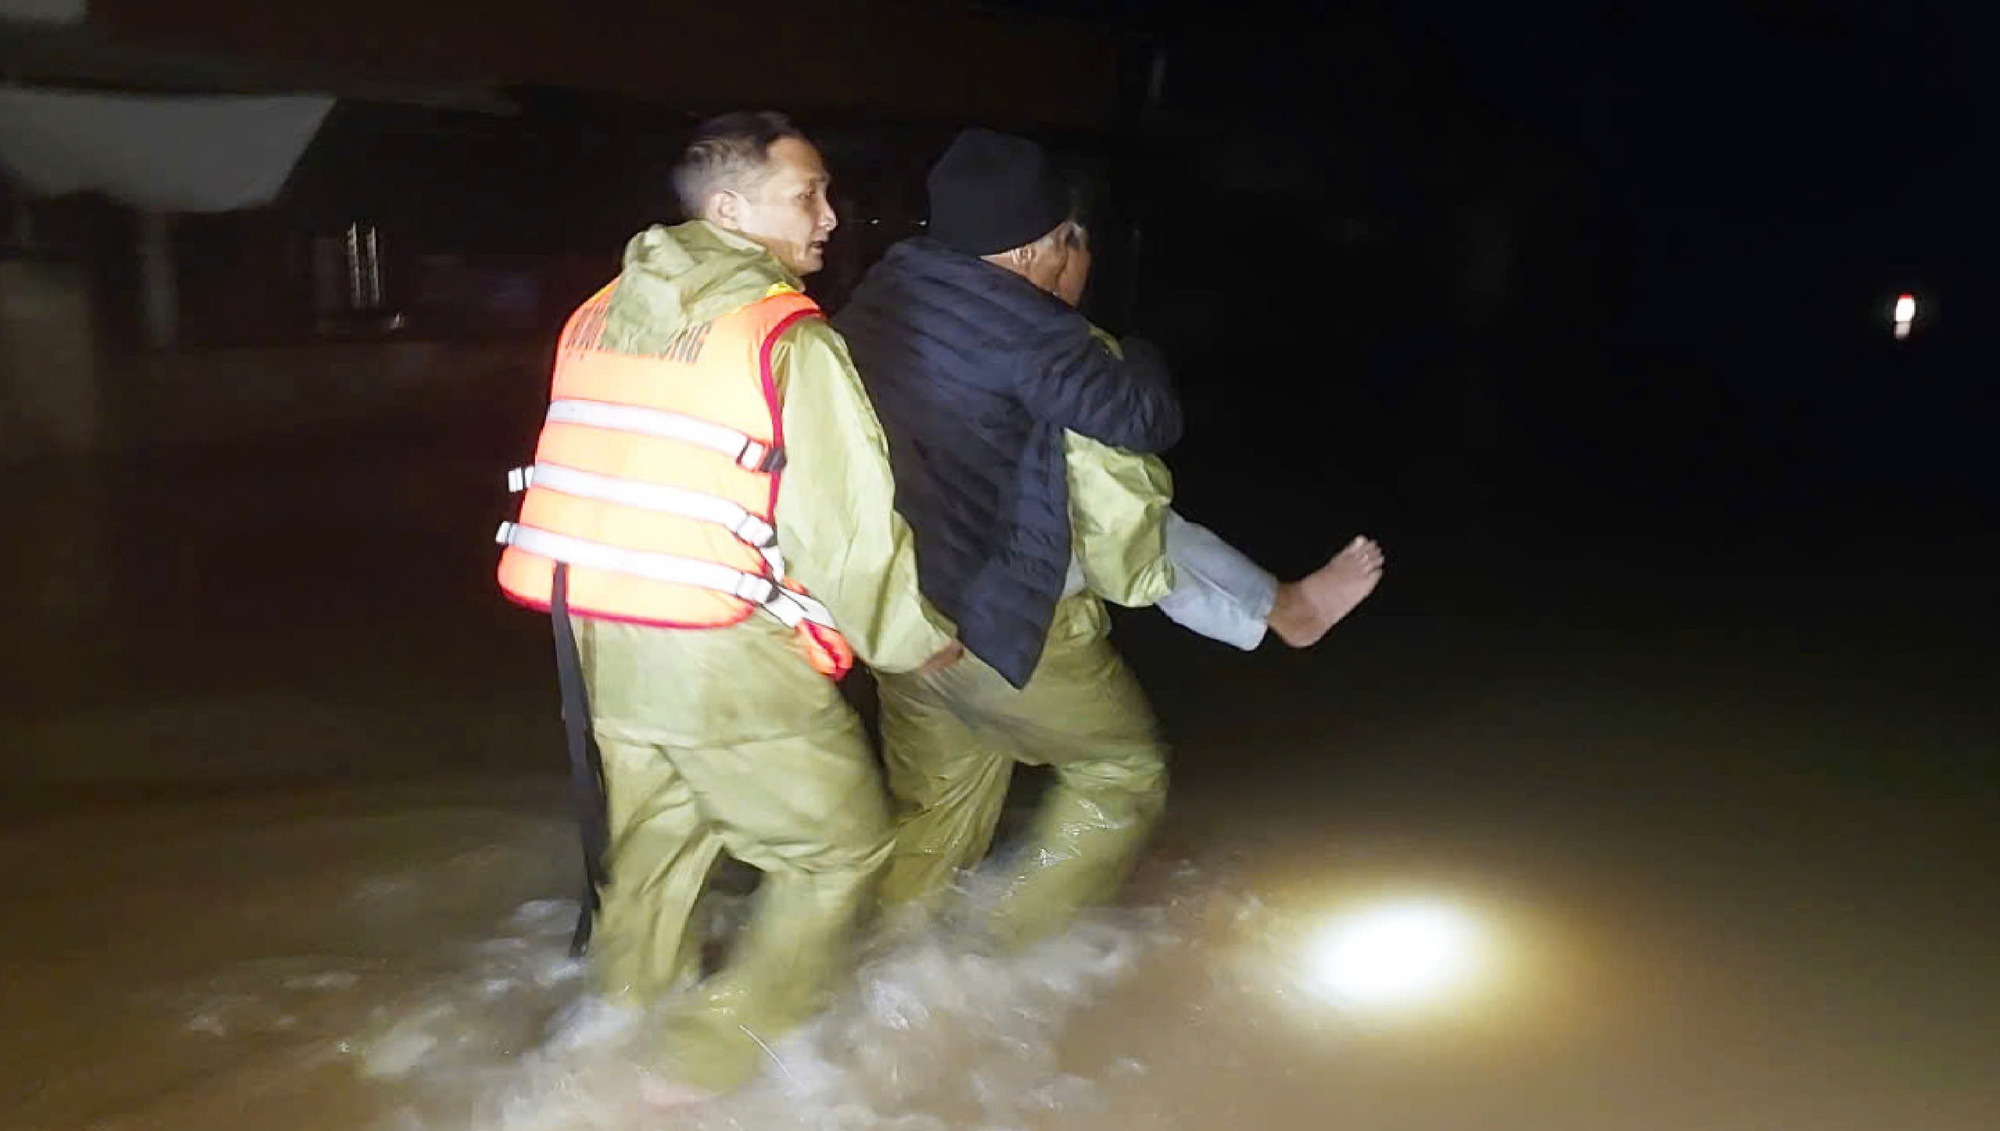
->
[1,1,1995,1127]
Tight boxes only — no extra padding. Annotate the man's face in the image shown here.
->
[1055,224,1092,308]
[718,137,838,276]
[1013,219,1077,297]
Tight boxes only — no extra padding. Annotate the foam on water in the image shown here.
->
[180,885,1180,1130]
[728,911,1169,1131]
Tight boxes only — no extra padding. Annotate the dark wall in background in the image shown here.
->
[91,0,1138,131]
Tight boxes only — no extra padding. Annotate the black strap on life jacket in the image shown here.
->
[549,563,609,957]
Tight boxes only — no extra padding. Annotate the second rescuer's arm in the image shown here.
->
[1065,321,1178,608]
[769,318,957,674]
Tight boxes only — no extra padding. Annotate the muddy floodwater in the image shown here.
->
[4,446,1995,1130]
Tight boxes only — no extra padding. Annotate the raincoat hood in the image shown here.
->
[600,220,803,355]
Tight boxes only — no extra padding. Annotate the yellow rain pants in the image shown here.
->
[578,614,892,1092]
[874,593,1167,947]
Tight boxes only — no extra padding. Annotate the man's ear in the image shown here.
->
[707,190,744,231]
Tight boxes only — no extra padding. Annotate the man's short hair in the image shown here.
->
[671,111,808,219]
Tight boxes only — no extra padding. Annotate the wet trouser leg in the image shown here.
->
[877,598,1167,947]
[876,682,1014,911]
[1154,510,1278,651]
[592,711,891,1092]
[592,739,727,999]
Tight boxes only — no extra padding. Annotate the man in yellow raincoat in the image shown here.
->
[498,111,958,1102]
[839,133,1384,948]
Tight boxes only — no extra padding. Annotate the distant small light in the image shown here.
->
[1894,293,1916,340]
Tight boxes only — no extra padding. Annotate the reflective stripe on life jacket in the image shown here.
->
[496,280,855,679]
[542,398,783,474]
[496,522,835,629]
[506,462,786,579]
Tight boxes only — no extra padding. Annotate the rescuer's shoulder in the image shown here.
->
[767,313,863,398]
[778,311,851,356]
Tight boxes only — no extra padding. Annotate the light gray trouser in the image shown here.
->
[1154,511,1277,651]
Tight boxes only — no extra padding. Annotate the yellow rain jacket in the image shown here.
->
[1065,324,1176,608]
[551,221,952,1093]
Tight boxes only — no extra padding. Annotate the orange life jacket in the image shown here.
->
[496,280,855,680]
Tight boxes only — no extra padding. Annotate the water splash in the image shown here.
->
[405,899,1172,1131]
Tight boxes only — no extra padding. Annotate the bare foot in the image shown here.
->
[1267,535,1385,648]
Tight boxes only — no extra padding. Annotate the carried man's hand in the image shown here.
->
[918,641,965,676]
